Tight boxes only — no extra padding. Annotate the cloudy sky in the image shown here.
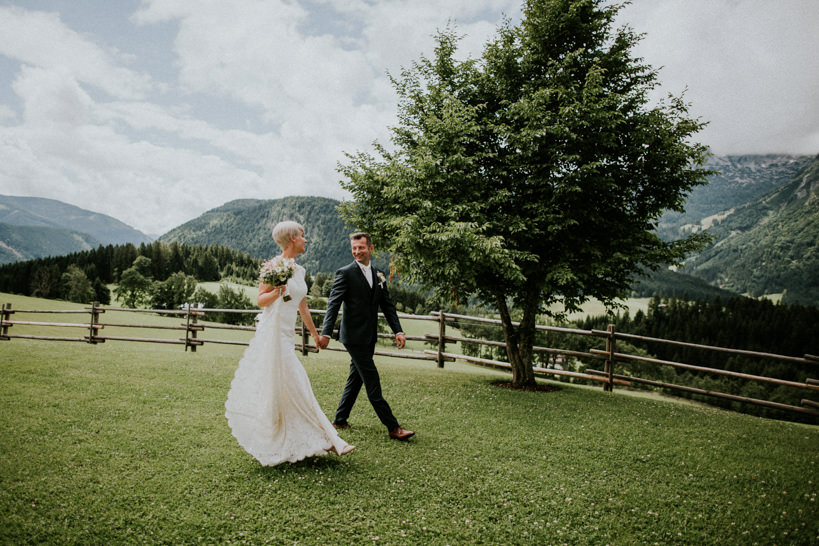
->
[1,0,817,236]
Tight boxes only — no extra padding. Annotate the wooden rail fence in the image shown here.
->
[2,302,817,418]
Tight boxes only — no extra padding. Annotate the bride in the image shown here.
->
[225,221,354,465]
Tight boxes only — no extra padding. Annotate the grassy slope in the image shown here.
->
[1,293,818,544]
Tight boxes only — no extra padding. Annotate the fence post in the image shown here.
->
[437,311,447,368]
[189,307,199,352]
[88,301,103,344]
[603,323,616,392]
[183,305,191,351]
[1,303,11,340]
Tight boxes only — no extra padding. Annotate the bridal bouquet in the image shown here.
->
[259,256,297,301]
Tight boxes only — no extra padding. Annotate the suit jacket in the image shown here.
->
[321,261,403,346]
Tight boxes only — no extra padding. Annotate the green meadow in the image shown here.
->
[1,293,817,544]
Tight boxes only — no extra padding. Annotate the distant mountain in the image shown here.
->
[153,156,819,304]
[159,194,734,299]
[0,223,101,264]
[681,154,819,305]
[657,155,814,241]
[158,196,359,274]
[0,195,151,245]
[0,195,152,265]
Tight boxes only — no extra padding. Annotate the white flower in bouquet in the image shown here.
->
[259,256,297,301]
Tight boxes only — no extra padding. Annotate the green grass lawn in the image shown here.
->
[1,293,818,544]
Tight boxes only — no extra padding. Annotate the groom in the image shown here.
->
[317,232,415,441]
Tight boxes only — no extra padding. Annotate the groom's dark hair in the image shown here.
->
[350,232,373,246]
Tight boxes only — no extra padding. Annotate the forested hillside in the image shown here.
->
[629,268,739,300]
[0,223,100,264]
[0,195,151,253]
[159,196,353,273]
[681,154,819,304]
[656,154,813,241]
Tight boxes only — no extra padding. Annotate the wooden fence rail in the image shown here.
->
[2,302,817,418]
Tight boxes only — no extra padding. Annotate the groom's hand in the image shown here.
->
[318,335,330,350]
[395,333,406,350]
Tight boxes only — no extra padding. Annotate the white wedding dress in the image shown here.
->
[225,264,350,465]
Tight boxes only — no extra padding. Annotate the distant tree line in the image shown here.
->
[0,241,259,306]
[628,268,735,300]
[0,241,443,328]
[578,297,819,422]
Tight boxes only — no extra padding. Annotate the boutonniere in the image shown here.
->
[377,271,387,288]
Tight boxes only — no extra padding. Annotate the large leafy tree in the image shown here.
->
[60,265,95,304]
[339,0,712,387]
[150,271,198,310]
[115,259,153,308]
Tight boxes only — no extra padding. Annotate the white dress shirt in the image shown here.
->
[357,261,373,287]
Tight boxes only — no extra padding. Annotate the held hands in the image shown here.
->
[314,334,402,349]
[311,333,323,352]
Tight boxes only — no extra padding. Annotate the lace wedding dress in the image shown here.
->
[225,264,350,465]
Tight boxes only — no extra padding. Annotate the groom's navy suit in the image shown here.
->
[321,261,403,430]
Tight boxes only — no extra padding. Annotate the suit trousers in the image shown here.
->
[334,342,399,431]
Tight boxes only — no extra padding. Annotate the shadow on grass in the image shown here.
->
[492,379,561,393]
[251,454,351,475]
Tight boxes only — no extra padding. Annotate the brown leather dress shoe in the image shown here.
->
[388,427,415,441]
[333,423,351,430]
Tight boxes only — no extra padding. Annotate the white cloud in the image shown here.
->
[0,0,817,237]
[0,5,154,100]
[13,65,94,126]
[620,0,819,155]
[135,1,372,116]
[0,104,16,123]
[1,51,271,233]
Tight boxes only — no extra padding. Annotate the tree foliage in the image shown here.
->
[212,285,256,325]
[115,263,153,308]
[150,272,198,310]
[339,0,712,386]
[60,265,96,304]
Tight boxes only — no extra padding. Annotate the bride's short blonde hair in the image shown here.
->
[272,221,304,250]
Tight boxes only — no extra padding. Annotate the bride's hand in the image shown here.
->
[269,284,286,298]
[258,283,273,294]
[311,333,321,351]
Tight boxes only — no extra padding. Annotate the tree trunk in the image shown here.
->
[495,289,537,388]
[517,290,539,386]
